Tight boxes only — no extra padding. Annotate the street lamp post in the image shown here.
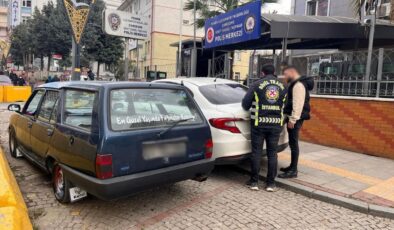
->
[63,0,94,81]
[190,0,197,77]
[71,38,81,81]
[364,0,378,96]
[178,0,183,77]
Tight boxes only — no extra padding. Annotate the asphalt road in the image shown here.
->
[1,107,394,230]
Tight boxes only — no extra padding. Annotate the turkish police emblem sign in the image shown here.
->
[266,85,280,104]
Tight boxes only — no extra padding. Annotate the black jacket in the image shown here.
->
[284,76,314,121]
[242,75,287,129]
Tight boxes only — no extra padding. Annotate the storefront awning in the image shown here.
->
[208,14,394,51]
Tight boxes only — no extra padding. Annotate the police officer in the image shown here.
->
[242,64,287,192]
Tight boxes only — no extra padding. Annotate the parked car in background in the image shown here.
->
[8,82,214,203]
[155,78,288,164]
[0,75,13,86]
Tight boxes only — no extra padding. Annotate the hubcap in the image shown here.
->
[54,166,65,198]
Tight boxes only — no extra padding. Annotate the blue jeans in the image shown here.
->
[250,127,282,186]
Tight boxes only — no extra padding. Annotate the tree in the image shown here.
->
[81,0,124,78]
[10,22,33,67]
[30,1,72,71]
[184,0,278,28]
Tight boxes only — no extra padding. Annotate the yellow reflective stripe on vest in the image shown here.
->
[280,95,286,126]
[254,92,259,127]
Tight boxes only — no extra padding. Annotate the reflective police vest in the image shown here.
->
[250,75,287,128]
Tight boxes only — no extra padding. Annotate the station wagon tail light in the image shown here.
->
[209,118,242,133]
[205,139,213,159]
[96,154,113,179]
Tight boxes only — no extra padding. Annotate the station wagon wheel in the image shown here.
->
[52,163,71,203]
[9,128,19,158]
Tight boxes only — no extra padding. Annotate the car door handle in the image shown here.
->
[69,136,75,145]
[47,129,54,136]
[27,121,33,128]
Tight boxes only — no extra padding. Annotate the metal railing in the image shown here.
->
[249,48,394,98]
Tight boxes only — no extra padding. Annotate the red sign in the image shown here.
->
[52,54,62,60]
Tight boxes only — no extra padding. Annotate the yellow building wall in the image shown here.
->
[232,51,251,81]
[151,32,180,78]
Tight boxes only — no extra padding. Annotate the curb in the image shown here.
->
[0,148,33,230]
[235,165,394,220]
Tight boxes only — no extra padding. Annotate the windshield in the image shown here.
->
[110,88,203,131]
[199,83,248,105]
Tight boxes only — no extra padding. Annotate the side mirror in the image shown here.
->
[8,104,21,112]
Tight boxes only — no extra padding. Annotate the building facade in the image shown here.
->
[8,0,57,31]
[118,0,250,79]
[292,0,392,18]
[0,0,8,40]
[104,0,123,9]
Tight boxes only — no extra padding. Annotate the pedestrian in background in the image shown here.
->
[16,74,26,86]
[9,70,18,85]
[52,75,60,82]
[242,64,287,192]
[87,68,95,81]
[279,66,314,179]
[45,76,53,83]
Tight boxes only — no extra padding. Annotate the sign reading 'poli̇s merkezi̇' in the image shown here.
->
[103,9,149,40]
[204,0,261,49]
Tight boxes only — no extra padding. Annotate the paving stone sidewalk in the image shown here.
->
[249,141,394,217]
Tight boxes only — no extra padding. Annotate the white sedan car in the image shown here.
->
[156,78,288,164]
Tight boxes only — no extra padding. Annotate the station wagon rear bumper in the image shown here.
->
[61,159,214,201]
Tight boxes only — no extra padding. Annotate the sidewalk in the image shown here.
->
[241,141,394,219]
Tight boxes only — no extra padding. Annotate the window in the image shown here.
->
[306,0,317,15]
[50,98,59,124]
[110,88,203,131]
[37,91,59,122]
[234,51,242,62]
[306,0,329,16]
[25,90,45,116]
[22,0,31,7]
[234,72,241,81]
[63,90,96,130]
[317,0,328,16]
[199,84,248,105]
[0,0,8,7]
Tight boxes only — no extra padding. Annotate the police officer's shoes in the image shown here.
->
[246,180,259,191]
[278,170,298,179]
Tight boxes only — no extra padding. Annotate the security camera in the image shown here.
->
[363,18,372,25]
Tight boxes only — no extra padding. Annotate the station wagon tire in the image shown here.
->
[52,163,71,203]
[9,128,19,158]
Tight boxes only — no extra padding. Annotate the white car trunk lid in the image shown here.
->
[216,103,251,140]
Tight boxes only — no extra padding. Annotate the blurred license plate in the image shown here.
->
[143,140,186,160]
[69,187,87,202]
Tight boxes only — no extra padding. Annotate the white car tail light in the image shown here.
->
[209,118,242,134]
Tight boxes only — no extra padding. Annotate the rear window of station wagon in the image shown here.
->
[110,88,203,131]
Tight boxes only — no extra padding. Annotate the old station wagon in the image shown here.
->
[8,82,214,203]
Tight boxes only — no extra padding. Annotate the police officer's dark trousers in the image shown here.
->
[250,127,282,185]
